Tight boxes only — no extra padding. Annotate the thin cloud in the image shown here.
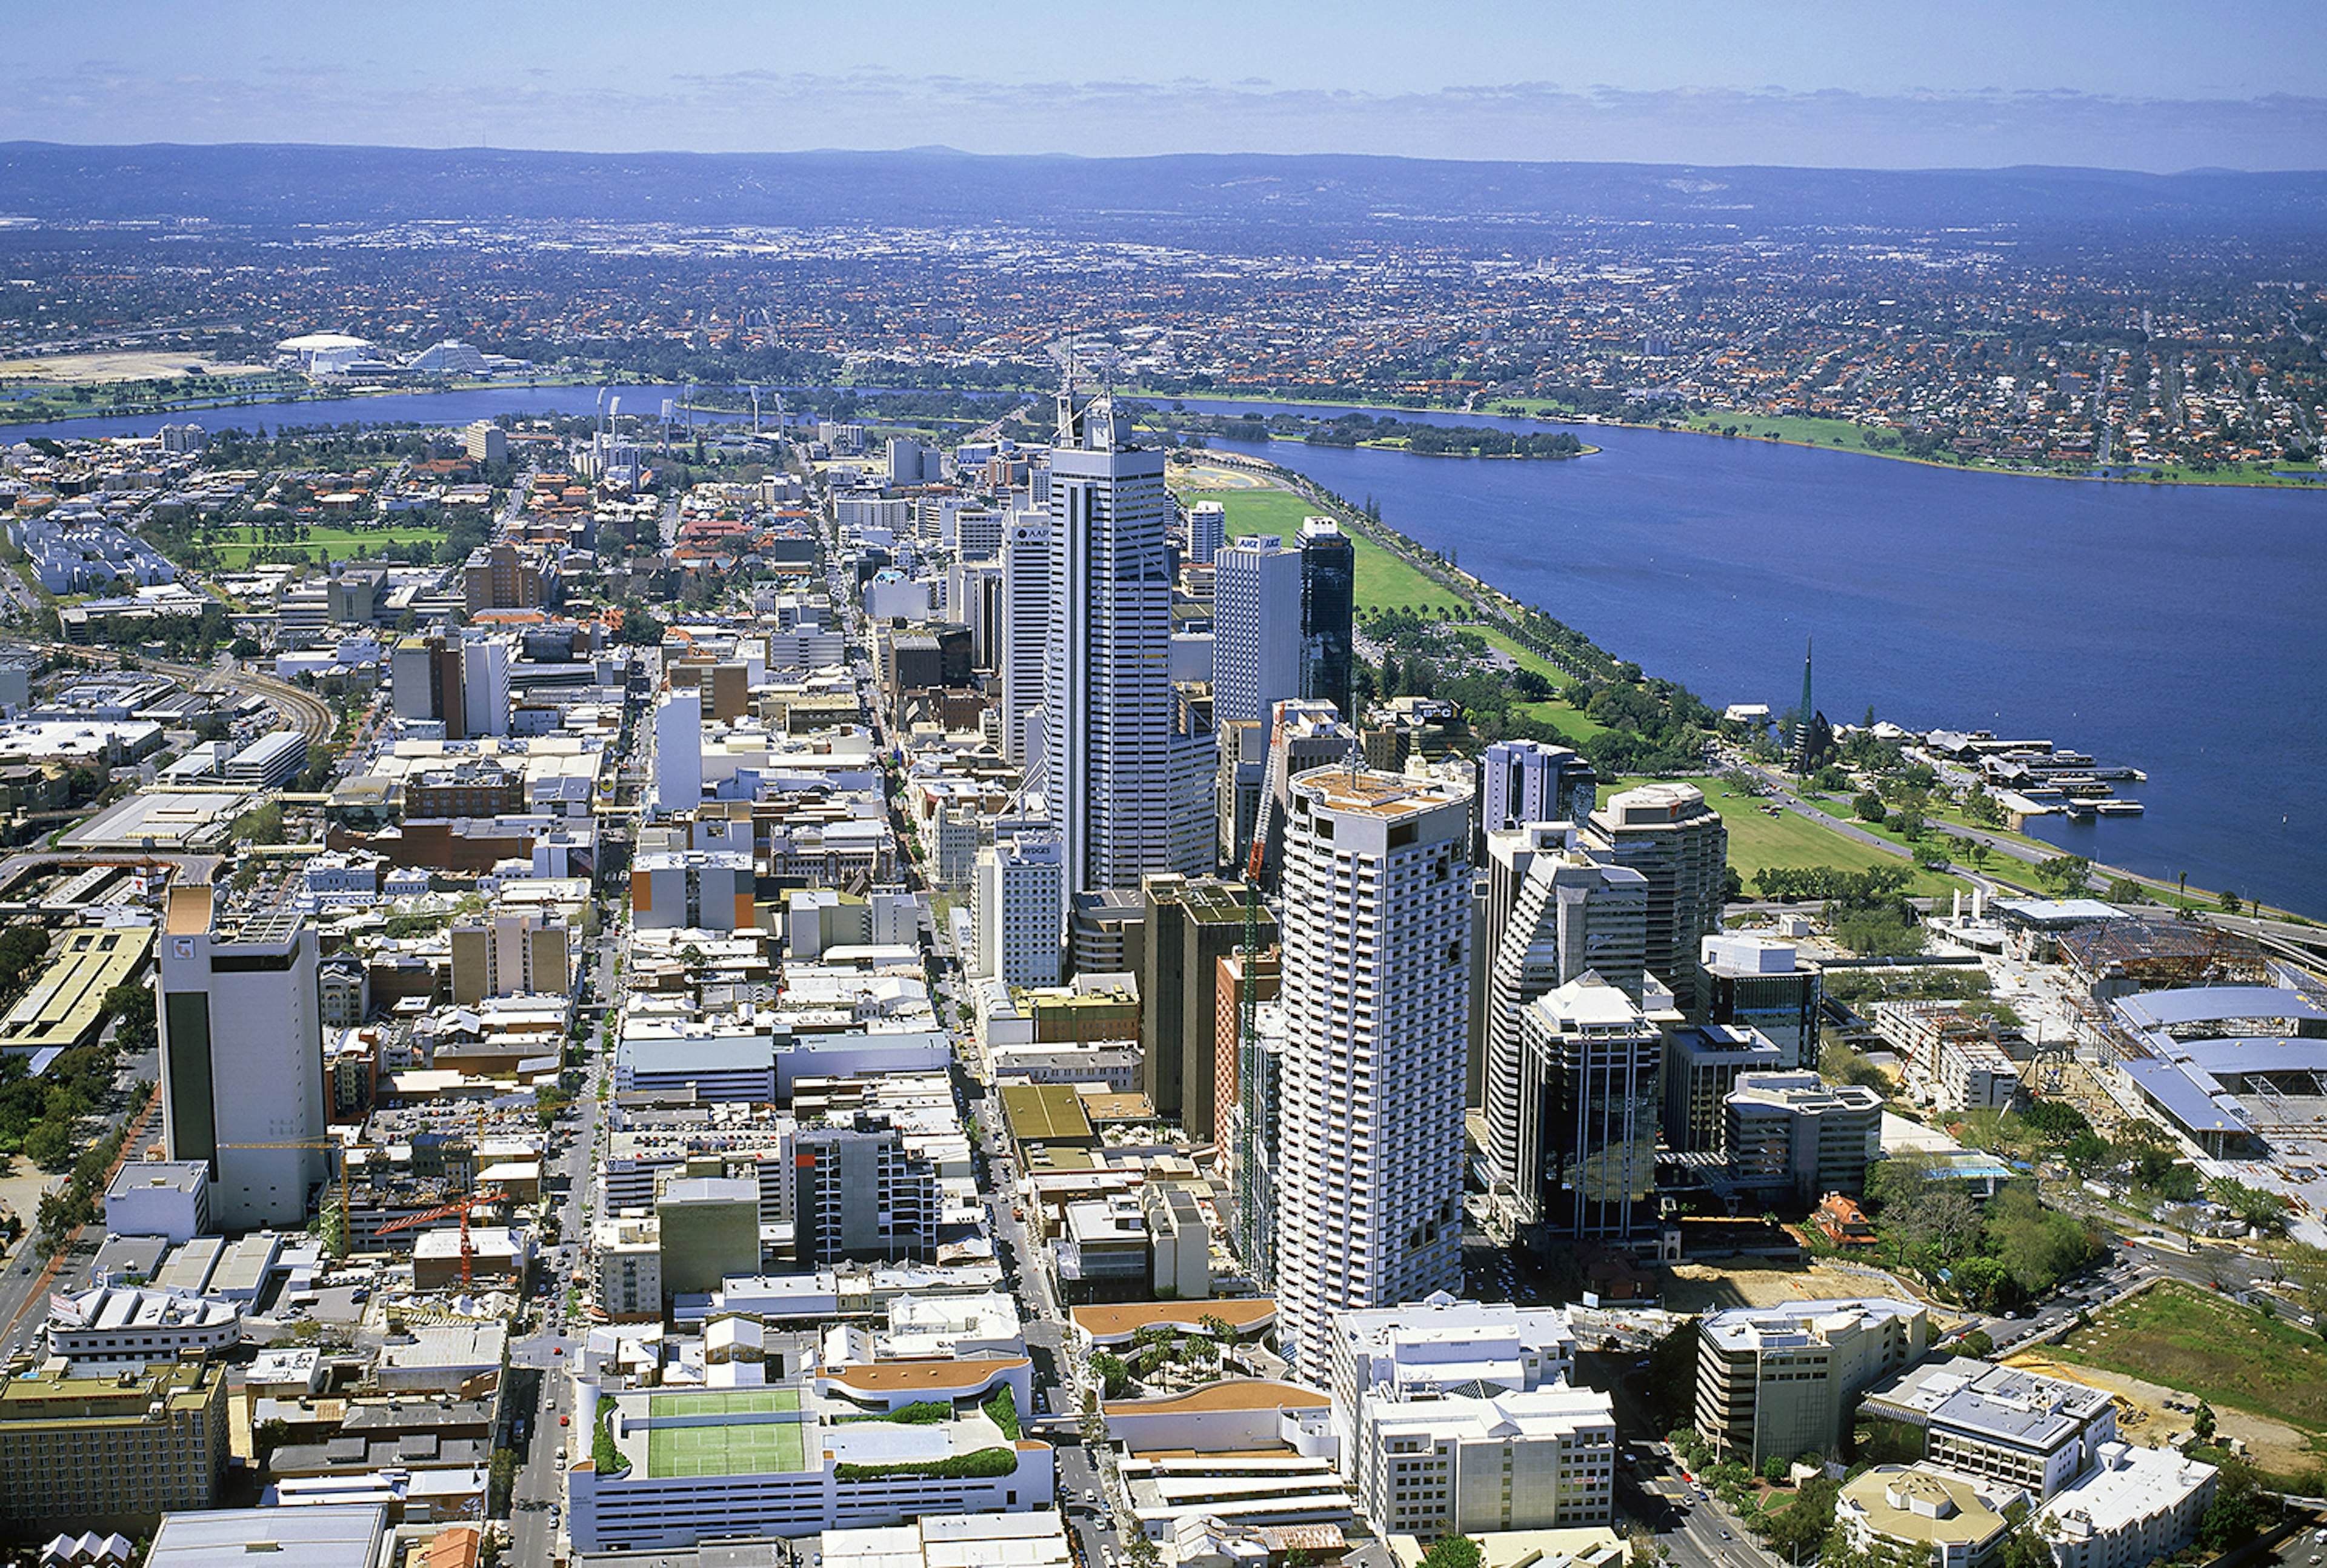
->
[0,67,2320,171]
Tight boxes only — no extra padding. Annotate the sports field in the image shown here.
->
[645,1389,808,1478]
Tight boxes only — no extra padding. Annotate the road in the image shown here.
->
[507,1014,606,1568]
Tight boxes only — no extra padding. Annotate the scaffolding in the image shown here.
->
[2058,917,2270,995]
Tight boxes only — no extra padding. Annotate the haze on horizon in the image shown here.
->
[15,0,2327,173]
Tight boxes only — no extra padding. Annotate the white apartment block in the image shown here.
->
[1328,1295,1579,1420]
[652,686,704,814]
[2037,1444,2217,1568]
[158,889,328,1231]
[1274,767,1472,1383]
[1351,1381,1616,1538]
[975,833,1065,987]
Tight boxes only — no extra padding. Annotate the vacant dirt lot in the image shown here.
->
[2006,1347,2319,1478]
[1662,1258,1948,1318]
[0,351,268,382]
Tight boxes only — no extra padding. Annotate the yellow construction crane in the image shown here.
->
[215,1139,353,1257]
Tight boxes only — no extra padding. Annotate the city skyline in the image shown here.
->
[7,1,2325,170]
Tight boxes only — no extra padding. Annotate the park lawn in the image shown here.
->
[1169,481,1470,616]
[1602,775,1967,901]
[2048,1281,2327,1435]
[1513,693,1609,741]
[207,522,449,568]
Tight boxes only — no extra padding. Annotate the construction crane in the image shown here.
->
[376,1189,510,1293]
[1234,716,1281,1290]
[217,1140,352,1258]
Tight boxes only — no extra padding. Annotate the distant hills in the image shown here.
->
[4,143,2326,245]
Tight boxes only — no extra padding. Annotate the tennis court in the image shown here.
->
[645,1389,809,1478]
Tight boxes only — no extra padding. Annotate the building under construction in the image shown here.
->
[2058,915,2269,1002]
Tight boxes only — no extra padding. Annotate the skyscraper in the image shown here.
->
[1275,766,1472,1382]
[1186,500,1226,568]
[1517,972,1666,1243]
[1480,824,1649,1217]
[1583,782,1727,1012]
[1477,740,1599,846]
[1211,534,1302,726]
[1000,517,1051,771]
[1042,389,1206,895]
[1297,517,1356,716]
[158,886,327,1231]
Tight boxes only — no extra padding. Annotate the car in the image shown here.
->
[560,1414,570,1427]
[1720,1533,1731,1542]
[553,1344,564,1355]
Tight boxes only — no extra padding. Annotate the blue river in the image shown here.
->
[7,385,2324,915]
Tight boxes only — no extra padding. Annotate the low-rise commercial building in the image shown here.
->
[1836,1464,2020,1568]
[1859,1357,2118,1501]
[44,1286,240,1369]
[1723,1071,1883,1203]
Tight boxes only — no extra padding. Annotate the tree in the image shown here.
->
[2033,855,2092,898]
[1091,1351,1133,1399]
[1853,790,1887,824]
[1641,1317,1702,1430]
[253,1417,291,1464]
[1954,1255,2015,1313]
[1760,1473,1838,1563]
[1762,1453,1791,1484]
[2196,1457,2273,1552]
[1419,1536,1484,1568]
[2191,1398,2215,1445]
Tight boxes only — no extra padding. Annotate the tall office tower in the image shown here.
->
[1275,767,1472,1383]
[1477,740,1598,847]
[1297,517,1356,716]
[651,686,703,815]
[1042,389,1187,895]
[1217,719,1267,869]
[1211,535,1303,726]
[460,636,510,738]
[1258,699,1362,886]
[948,558,1005,671]
[973,833,1065,986]
[1516,972,1666,1243]
[158,886,326,1231]
[999,519,1052,771]
[1480,824,1650,1206]
[1142,874,1276,1140]
[1584,782,1727,1012]
[1187,500,1226,569]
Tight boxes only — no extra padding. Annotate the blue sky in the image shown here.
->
[12,0,2325,169]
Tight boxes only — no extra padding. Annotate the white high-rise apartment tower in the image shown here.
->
[1187,500,1226,568]
[651,686,703,816]
[158,887,327,1230]
[1000,517,1053,771]
[1042,389,1198,895]
[1211,534,1303,727]
[1275,766,1473,1383]
[974,832,1065,987]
